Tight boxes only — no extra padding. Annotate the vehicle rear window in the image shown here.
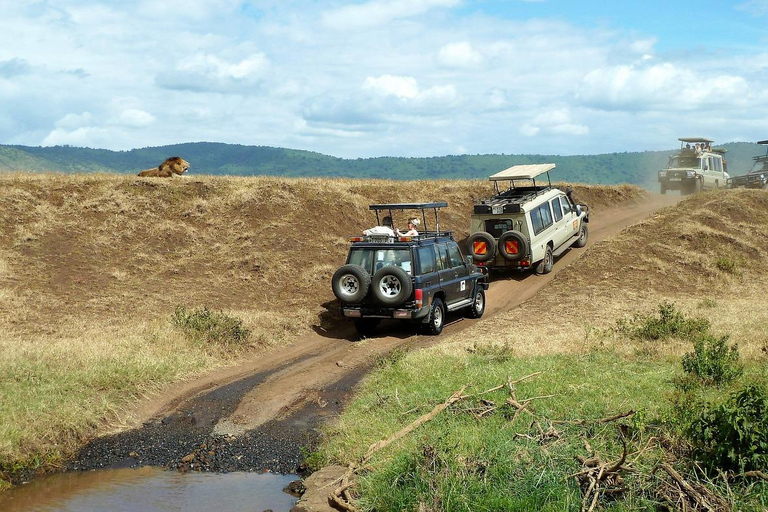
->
[484,219,513,238]
[530,203,553,235]
[348,247,412,274]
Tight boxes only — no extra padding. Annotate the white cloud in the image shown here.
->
[321,0,460,29]
[437,42,483,68]
[577,63,751,111]
[520,108,589,138]
[363,75,420,99]
[117,109,156,128]
[157,53,271,93]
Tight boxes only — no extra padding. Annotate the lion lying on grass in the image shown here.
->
[138,157,190,177]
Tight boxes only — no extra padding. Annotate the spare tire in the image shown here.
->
[372,265,413,306]
[466,231,496,263]
[331,264,371,303]
[498,230,527,261]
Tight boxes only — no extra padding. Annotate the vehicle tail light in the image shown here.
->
[349,236,364,242]
[505,240,519,255]
[473,240,487,255]
[398,236,412,242]
[521,259,530,267]
[415,288,423,308]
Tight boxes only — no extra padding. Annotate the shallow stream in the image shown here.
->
[0,467,298,512]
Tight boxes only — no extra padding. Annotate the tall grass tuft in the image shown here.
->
[616,301,709,341]
[172,306,250,347]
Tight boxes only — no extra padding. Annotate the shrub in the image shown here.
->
[172,306,250,346]
[687,384,768,473]
[715,256,740,275]
[681,333,742,386]
[617,301,709,342]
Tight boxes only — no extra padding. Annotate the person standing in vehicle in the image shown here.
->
[364,216,395,236]
[396,218,420,236]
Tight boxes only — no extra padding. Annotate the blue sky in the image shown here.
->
[1,0,766,158]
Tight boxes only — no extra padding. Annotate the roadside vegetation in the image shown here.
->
[313,189,768,511]
[0,172,643,488]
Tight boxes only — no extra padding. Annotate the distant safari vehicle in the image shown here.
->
[466,164,589,275]
[727,139,768,190]
[658,137,729,195]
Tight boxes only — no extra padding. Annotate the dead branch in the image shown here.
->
[553,409,635,426]
[575,426,631,512]
[329,386,467,511]
[654,462,731,512]
[743,470,768,481]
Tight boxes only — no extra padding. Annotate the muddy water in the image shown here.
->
[0,467,299,512]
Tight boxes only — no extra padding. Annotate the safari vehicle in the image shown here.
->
[658,137,729,195]
[466,164,589,274]
[331,202,488,337]
[727,139,768,190]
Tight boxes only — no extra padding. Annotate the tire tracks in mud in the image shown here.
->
[70,194,682,475]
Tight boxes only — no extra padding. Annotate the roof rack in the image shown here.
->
[473,164,556,212]
[679,137,714,143]
[367,201,448,235]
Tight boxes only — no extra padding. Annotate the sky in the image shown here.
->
[1,0,767,158]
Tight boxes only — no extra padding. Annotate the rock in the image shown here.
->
[290,465,347,512]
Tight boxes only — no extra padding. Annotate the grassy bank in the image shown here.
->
[0,172,644,487]
[315,303,768,511]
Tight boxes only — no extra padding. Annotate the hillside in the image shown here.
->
[0,141,763,188]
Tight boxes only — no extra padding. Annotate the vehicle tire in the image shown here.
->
[371,266,413,306]
[465,288,485,319]
[574,224,589,248]
[354,319,379,337]
[466,231,496,263]
[422,297,445,335]
[498,230,527,261]
[660,183,667,195]
[693,179,703,194]
[332,264,371,303]
[534,245,554,275]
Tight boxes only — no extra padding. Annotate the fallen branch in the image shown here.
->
[329,386,467,511]
[654,462,730,512]
[743,470,768,481]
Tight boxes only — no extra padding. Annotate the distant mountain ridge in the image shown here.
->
[0,141,762,187]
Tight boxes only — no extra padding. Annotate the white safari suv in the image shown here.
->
[658,137,729,195]
[466,164,590,274]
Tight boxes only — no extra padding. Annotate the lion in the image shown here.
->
[137,157,190,177]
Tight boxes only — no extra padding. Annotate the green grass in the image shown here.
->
[316,347,768,511]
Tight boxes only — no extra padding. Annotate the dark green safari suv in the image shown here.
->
[331,202,489,336]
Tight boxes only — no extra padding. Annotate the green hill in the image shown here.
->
[0,141,762,188]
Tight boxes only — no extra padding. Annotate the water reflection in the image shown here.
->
[0,466,299,512]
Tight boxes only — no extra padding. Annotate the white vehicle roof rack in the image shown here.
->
[488,163,556,181]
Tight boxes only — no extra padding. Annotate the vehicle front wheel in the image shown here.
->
[534,246,554,275]
[574,224,588,248]
[660,183,667,195]
[422,298,445,335]
[465,288,485,319]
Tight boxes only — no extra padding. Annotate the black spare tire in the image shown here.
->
[498,230,527,261]
[371,265,413,306]
[331,264,371,303]
[466,231,496,262]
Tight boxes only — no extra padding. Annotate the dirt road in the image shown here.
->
[70,193,681,474]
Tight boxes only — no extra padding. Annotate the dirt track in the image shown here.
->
[70,193,681,475]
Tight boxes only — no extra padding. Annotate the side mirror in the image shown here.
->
[575,205,582,215]
[466,255,473,266]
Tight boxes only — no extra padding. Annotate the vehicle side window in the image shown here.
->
[713,158,722,172]
[434,245,449,271]
[562,198,572,215]
[416,246,436,274]
[551,197,563,222]
[530,203,553,236]
[447,243,464,268]
[702,158,709,171]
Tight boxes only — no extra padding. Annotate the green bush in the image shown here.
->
[687,384,768,473]
[681,334,742,386]
[172,306,250,346]
[715,256,740,275]
[617,301,709,342]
